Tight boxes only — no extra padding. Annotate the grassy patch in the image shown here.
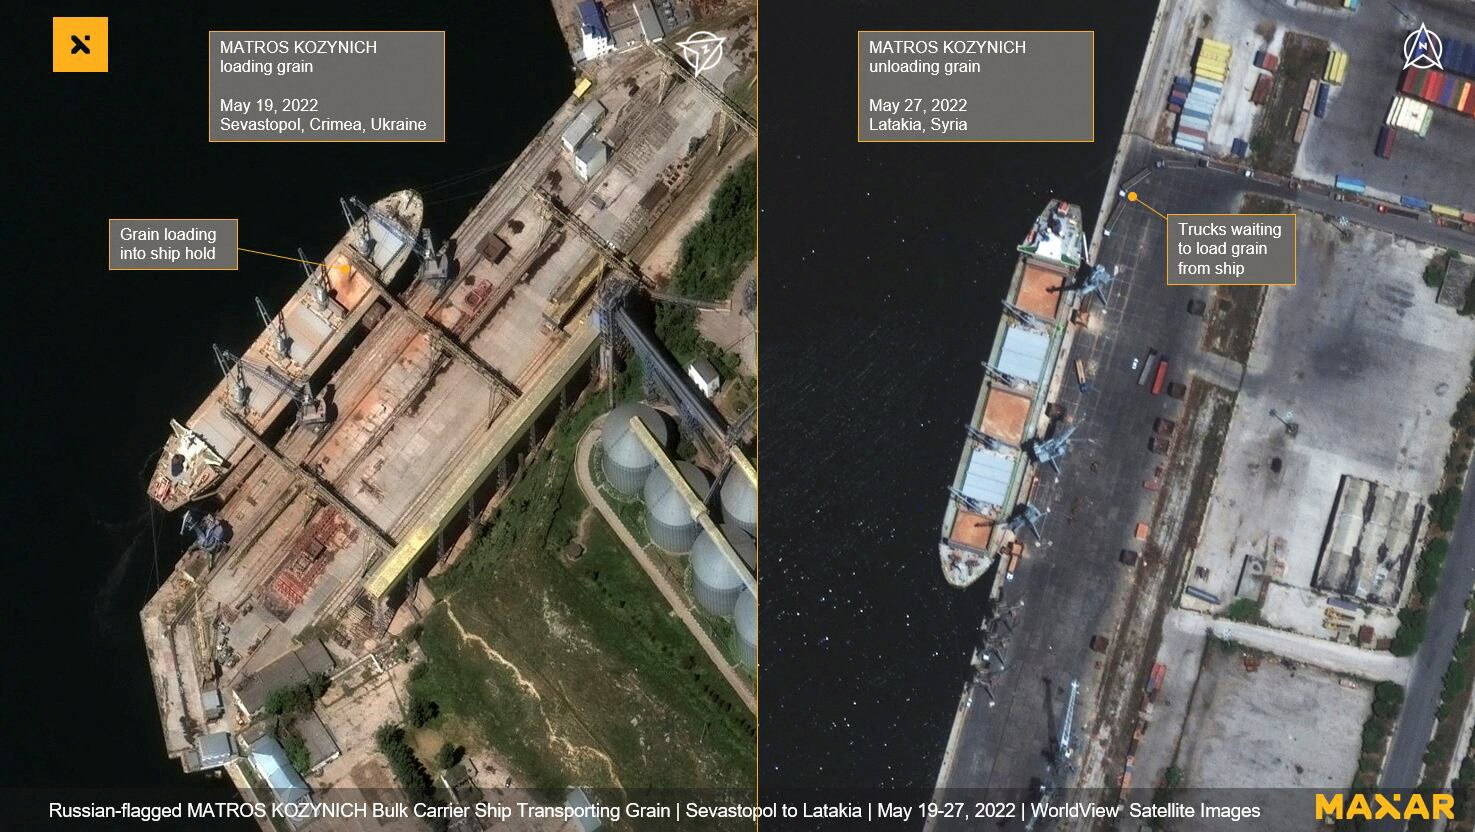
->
[1224,598,1262,624]
[408,396,754,808]
[1248,33,1330,176]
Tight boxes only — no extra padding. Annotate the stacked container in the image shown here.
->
[1167,75,1190,114]
[1324,50,1348,85]
[1400,67,1475,117]
[1174,38,1230,152]
[1386,96,1432,137]
[1442,37,1475,78]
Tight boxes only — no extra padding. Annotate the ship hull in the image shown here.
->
[938,200,1085,588]
[147,190,425,511]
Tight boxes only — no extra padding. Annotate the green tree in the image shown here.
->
[407,692,439,728]
[434,742,463,771]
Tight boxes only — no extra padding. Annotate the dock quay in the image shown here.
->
[141,40,757,781]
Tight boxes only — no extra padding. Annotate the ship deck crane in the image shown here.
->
[213,345,329,429]
[255,296,293,360]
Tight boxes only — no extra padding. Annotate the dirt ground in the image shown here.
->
[1174,643,1369,789]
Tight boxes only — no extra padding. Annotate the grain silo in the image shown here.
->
[642,460,711,553]
[600,403,669,495]
[691,524,752,617]
[732,587,756,670]
[720,469,757,535]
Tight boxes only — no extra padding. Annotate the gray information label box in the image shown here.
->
[857,31,1093,142]
[1166,214,1297,286]
[209,31,445,141]
[108,219,240,270]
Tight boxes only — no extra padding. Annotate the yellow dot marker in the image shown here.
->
[1126,191,1167,221]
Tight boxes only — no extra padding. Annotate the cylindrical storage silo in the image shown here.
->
[720,470,757,535]
[691,525,750,617]
[733,587,756,670]
[643,461,711,553]
[600,403,669,495]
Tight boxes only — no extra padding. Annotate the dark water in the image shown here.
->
[759,1,1158,791]
[5,1,567,808]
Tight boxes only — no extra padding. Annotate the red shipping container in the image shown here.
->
[1152,361,1170,395]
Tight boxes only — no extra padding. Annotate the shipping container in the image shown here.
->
[1251,74,1272,104]
[1151,361,1170,395]
[1302,79,1319,111]
[1400,195,1432,210]
[1334,175,1366,194]
[1431,204,1462,219]
[1463,211,1475,224]
[1376,125,1395,159]
[1400,67,1475,118]
[1294,110,1310,143]
[1314,82,1330,117]
[1231,137,1248,157]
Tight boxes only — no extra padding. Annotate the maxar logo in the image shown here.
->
[1314,792,1454,820]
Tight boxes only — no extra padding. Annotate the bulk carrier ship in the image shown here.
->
[147,190,424,511]
[939,200,1085,588]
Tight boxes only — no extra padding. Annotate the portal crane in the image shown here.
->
[1027,424,1076,474]
[1077,264,1115,303]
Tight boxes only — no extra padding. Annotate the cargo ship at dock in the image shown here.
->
[147,190,425,511]
[939,200,1085,588]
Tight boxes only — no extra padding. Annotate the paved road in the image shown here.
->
[1109,150,1475,256]
[1172,608,1413,684]
[1381,463,1475,789]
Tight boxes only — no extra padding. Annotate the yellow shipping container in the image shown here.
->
[1431,204,1461,219]
[573,77,593,98]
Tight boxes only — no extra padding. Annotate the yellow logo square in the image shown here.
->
[53,17,108,72]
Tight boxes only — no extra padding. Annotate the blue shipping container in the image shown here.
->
[1335,175,1366,193]
[1314,82,1329,117]
[1231,138,1248,157]
[1399,195,1431,209]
